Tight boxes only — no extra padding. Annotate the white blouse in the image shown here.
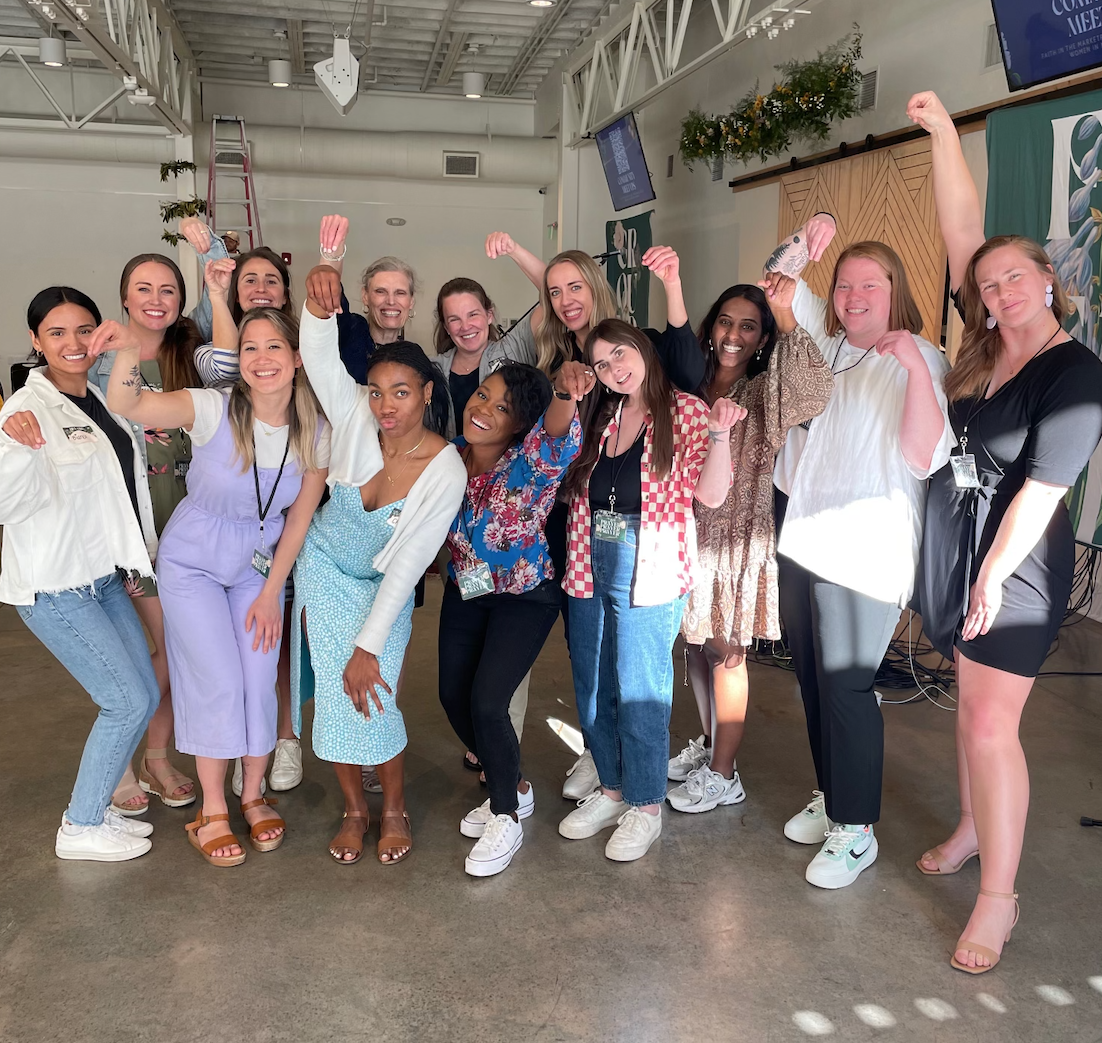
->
[774,280,954,606]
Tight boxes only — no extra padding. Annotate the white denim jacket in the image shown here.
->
[0,370,157,605]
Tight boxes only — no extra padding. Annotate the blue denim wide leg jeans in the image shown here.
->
[17,572,160,826]
[568,518,686,807]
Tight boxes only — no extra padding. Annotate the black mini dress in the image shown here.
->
[916,338,1102,676]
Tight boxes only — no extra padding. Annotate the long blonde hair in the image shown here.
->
[946,235,1071,403]
[534,250,616,374]
[823,241,924,338]
[227,308,324,473]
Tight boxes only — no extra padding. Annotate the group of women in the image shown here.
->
[3,89,1101,976]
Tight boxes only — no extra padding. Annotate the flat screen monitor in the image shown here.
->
[595,113,656,212]
[991,0,1102,91]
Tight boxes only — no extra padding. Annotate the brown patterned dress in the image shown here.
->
[682,326,833,647]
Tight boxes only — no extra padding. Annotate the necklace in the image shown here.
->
[381,431,426,485]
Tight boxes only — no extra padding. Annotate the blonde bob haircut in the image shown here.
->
[534,250,616,375]
[946,235,1071,403]
[823,241,924,339]
[227,307,324,474]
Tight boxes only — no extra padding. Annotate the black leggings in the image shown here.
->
[438,579,561,815]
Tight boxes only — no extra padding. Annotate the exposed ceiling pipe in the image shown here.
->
[419,0,460,92]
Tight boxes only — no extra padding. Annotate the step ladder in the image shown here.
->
[207,115,263,250]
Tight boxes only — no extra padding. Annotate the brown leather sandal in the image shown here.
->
[241,797,286,853]
[329,812,370,865]
[185,812,246,867]
[139,748,196,808]
[378,811,412,865]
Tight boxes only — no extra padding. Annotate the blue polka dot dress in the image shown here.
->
[291,486,413,765]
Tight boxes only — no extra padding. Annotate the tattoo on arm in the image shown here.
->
[121,365,142,398]
[764,235,810,278]
[708,430,728,445]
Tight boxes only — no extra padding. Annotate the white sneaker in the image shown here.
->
[667,766,746,813]
[805,824,878,889]
[605,806,662,861]
[562,749,600,800]
[465,813,523,877]
[558,791,625,839]
[269,738,303,791]
[460,786,535,838]
[103,807,154,838]
[55,821,152,862]
[667,735,710,781]
[231,758,266,799]
[783,790,832,844]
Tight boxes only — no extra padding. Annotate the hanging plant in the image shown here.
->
[159,159,197,181]
[679,30,863,168]
[158,160,205,245]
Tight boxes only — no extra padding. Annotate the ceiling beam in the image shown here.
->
[419,0,460,91]
[435,30,467,87]
[286,18,306,74]
[499,0,574,95]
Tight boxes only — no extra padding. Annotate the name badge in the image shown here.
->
[386,507,402,528]
[593,509,628,543]
[457,561,495,600]
[950,454,981,490]
[63,426,96,444]
[174,460,190,479]
[252,547,273,578]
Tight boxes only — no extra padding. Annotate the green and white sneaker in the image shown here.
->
[805,824,877,889]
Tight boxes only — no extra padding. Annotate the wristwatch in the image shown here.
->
[553,388,573,400]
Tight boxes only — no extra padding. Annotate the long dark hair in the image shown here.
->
[560,318,674,500]
[433,277,503,355]
[26,287,103,369]
[366,341,450,437]
[696,284,777,397]
[120,253,201,391]
[228,247,294,325]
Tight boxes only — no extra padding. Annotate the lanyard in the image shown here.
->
[831,343,875,377]
[252,433,290,550]
[606,404,646,513]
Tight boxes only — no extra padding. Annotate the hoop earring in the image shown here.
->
[1045,284,1054,308]
[985,313,997,330]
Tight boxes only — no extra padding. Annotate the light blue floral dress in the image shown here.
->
[292,486,412,765]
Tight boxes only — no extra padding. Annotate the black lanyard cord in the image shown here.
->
[252,433,291,540]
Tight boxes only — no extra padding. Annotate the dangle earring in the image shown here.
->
[1045,283,1054,308]
[754,346,765,362]
[985,313,997,330]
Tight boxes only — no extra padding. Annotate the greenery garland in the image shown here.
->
[679,30,863,168]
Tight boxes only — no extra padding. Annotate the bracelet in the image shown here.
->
[320,244,347,262]
[553,389,573,400]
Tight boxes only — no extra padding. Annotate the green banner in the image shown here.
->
[987,92,1102,547]
[605,210,653,327]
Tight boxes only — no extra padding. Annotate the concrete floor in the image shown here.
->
[1,583,1101,1043]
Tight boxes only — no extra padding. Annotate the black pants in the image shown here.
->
[777,551,899,826]
[438,579,561,815]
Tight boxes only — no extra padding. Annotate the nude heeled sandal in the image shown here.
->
[138,748,196,808]
[185,812,246,867]
[917,812,977,876]
[950,888,1020,975]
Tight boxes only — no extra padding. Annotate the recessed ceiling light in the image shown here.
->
[529,0,556,7]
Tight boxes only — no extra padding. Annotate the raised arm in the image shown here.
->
[179,217,231,341]
[641,245,688,328]
[319,214,350,278]
[907,91,985,292]
[206,257,240,354]
[92,321,197,430]
[300,278,362,425]
[486,232,546,331]
[546,361,595,438]
[876,330,948,475]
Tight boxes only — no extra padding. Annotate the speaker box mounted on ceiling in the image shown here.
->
[315,36,360,115]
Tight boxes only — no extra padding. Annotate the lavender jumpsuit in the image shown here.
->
[157,397,306,759]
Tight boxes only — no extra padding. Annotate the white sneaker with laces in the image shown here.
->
[461,786,535,838]
[103,808,154,838]
[562,749,600,800]
[605,806,662,861]
[558,791,625,839]
[783,790,832,844]
[667,766,746,813]
[667,735,710,782]
[805,824,878,889]
[465,814,523,877]
[269,738,303,791]
[55,820,152,862]
[231,757,266,799]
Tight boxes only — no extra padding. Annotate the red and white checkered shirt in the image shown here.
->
[564,391,711,605]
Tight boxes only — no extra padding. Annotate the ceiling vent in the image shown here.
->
[858,69,878,111]
[443,151,479,178]
[985,24,1003,68]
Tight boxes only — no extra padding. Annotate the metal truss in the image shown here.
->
[16,0,196,134]
[564,0,827,146]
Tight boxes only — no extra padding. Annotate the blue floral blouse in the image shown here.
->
[447,412,582,595]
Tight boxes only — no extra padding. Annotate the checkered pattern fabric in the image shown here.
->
[564,391,711,604]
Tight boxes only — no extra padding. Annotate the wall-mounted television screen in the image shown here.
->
[595,113,656,212]
[991,0,1102,91]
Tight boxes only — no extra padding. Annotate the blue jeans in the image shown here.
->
[17,572,159,826]
[568,518,686,807]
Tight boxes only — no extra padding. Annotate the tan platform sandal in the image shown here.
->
[377,811,412,865]
[329,812,370,865]
[950,888,1020,975]
[110,771,150,817]
[185,812,246,867]
[138,749,196,808]
[241,797,285,853]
